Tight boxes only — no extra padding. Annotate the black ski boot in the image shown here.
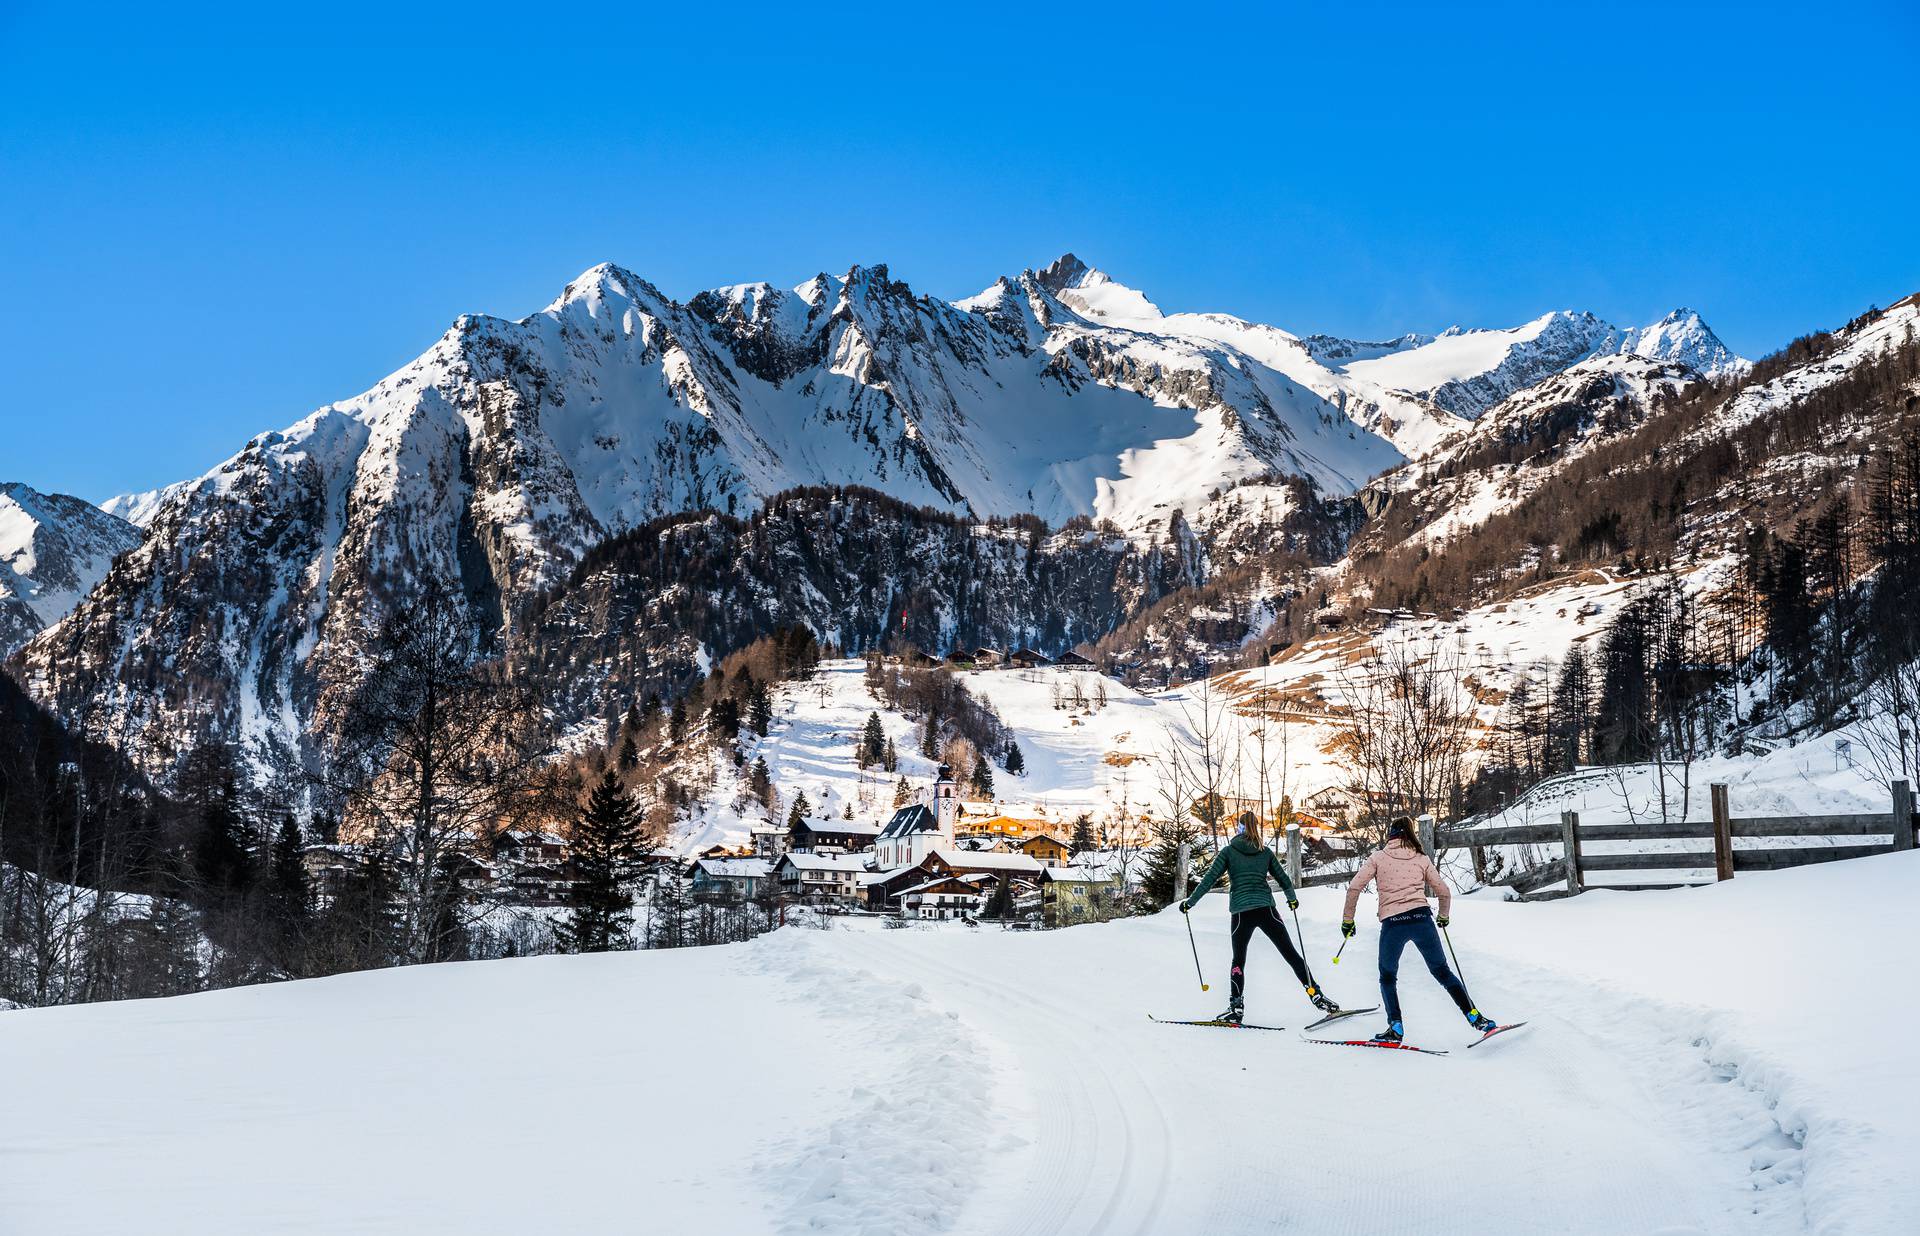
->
[1467,1009,1497,1033]
[1372,1021,1404,1044]
[1213,998,1245,1026]
[1306,984,1340,1015]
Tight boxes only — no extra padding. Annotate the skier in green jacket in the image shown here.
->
[1181,811,1340,1025]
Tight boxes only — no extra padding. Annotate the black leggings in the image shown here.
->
[1229,906,1312,1001]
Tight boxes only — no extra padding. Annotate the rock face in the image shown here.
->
[514,485,1206,740]
[0,484,140,657]
[12,253,1752,781]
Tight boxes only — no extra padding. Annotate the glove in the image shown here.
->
[1287,898,1300,911]
[1340,920,1356,938]
[1436,915,1450,928]
[1179,901,1190,914]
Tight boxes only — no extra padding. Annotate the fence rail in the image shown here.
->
[1432,780,1915,898]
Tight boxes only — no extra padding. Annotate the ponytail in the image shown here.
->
[1237,810,1263,850]
[1386,815,1426,855]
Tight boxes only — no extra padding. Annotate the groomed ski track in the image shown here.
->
[827,901,1802,1236]
[10,856,1917,1234]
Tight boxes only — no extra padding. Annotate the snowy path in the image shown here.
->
[831,900,1804,1236]
[4,856,1912,1233]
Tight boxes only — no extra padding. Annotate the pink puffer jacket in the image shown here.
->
[1342,841,1452,922]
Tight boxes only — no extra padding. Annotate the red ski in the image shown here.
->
[1466,1021,1529,1048]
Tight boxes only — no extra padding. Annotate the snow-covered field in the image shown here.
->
[5,853,1911,1235]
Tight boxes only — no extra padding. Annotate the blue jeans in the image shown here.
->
[1378,908,1473,1023]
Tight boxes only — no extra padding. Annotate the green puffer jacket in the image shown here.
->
[1182,833,1295,914]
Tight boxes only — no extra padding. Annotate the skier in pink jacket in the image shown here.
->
[1342,816,1497,1044]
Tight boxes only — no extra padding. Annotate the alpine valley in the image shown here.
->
[10,251,1915,805]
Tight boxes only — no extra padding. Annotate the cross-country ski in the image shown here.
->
[1148,1014,1289,1032]
[1467,1021,1530,1048]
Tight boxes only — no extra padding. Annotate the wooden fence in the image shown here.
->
[1281,781,1916,897]
[1444,780,1914,897]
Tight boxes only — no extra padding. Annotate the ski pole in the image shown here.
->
[1441,923,1472,1001]
[1331,936,1349,966]
[1289,901,1320,989]
[1185,907,1209,991]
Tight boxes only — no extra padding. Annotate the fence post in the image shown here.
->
[1560,810,1583,895]
[1175,841,1190,903]
[1417,812,1436,857]
[1893,780,1915,852]
[1285,823,1302,886]
[1711,783,1734,881]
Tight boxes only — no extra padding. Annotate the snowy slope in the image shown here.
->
[0,483,140,656]
[672,659,1177,857]
[7,855,1912,1233]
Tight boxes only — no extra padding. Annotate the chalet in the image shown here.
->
[690,856,771,901]
[919,848,1044,882]
[749,826,789,859]
[899,873,991,920]
[446,853,496,899]
[501,862,577,907]
[972,647,1004,667]
[1053,651,1095,669]
[495,831,567,865]
[956,810,1052,842]
[1008,648,1052,669]
[943,649,977,669]
[862,863,928,910]
[301,844,364,902]
[774,852,869,904]
[788,819,882,855]
[1040,867,1121,927]
[1018,834,1071,868]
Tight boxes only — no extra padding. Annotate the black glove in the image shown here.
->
[1436,915,1450,928]
[1340,920,1356,938]
[1287,898,1300,911]
[1179,901,1190,914]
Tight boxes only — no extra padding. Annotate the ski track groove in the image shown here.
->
[838,918,1814,1236]
[837,934,1174,1236]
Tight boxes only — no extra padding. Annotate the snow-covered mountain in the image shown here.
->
[13,253,1749,779]
[0,484,140,657]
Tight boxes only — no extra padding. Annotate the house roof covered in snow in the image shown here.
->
[926,848,1044,874]
[694,857,771,879]
[794,818,884,838]
[776,852,872,874]
[879,803,940,839]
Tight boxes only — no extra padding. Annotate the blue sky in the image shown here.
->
[3,1,1916,502]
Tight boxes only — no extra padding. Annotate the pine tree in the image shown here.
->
[557,770,645,953]
[1550,645,1594,769]
[786,790,812,828]
[882,738,898,772]
[893,776,912,808]
[749,757,773,806]
[191,759,256,902]
[263,816,311,967]
[749,683,773,737]
[1069,813,1095,855]
[1141,821,1201,908]
[668,696,688,744]
[1005,740,1026,776]
[970,757,995,798]
[860,712,886,767]
[919,715,939,759]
